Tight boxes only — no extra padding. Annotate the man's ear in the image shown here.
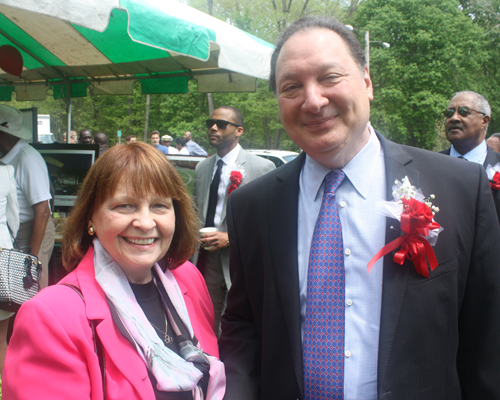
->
[235,127,244,138]
[483,115,491,129]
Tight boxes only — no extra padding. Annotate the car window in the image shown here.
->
[259,155,284,168]
[283,154,298,162]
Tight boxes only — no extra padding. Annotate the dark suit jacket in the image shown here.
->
[220,134,500,400]
[440,145,500,225]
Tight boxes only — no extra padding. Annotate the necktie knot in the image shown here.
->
[325,170,345,195]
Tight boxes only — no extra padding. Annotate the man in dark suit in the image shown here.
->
[192,106,275,336]
[219,16,500,400]
[486,133,500,153]
[440,91,500,224]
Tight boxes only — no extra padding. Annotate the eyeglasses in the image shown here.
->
[442,106,486,118]
[205,119,241,130]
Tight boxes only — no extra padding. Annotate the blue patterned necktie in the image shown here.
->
[303,170,346,399]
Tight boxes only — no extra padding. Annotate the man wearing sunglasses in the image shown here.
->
[192,106,275,336]
[440,91,500,223]
[183,131,208,156]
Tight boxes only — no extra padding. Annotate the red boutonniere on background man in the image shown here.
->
[227,171,243,197]
[486,163,500,190]
[367,176,443,278]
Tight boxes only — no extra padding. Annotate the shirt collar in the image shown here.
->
[0,138,27,164]
[450,140,487,164]
[215,143,241,166]
[303,125,381,201]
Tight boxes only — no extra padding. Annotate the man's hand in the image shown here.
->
[200,231,229,252]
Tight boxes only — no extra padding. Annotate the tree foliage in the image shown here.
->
[353,0,488,149]
[6,0,500,152]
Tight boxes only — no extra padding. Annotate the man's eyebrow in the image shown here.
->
[277,63,346,84]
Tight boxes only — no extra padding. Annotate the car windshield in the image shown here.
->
[39,134,55,144]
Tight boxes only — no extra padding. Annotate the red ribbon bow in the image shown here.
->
[490,172,500,190]
[227,171,243,197]
[367,198,440,278]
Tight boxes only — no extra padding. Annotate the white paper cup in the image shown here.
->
[200,227,217,250]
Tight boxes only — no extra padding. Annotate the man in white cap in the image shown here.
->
[161,134,178,154]
[0,105,54,289]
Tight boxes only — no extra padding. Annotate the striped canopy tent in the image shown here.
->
[0,0,274,103]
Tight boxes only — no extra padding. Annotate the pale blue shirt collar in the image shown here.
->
[304,125,381,200]
[450,140,487,165]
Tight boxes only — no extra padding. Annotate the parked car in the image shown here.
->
[247,149,299,168]
[38,133,56,143]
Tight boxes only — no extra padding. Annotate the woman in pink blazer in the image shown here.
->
[4,143,225,399]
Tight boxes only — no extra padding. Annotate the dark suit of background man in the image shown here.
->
[94,132,108,156]
[219,16,500,400]
[193,106,275,336]
[440,91,500,224]
[487,132,500,153]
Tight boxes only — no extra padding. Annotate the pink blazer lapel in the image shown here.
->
[74,248,153,399]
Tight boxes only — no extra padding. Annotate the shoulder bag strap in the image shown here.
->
[61,283,106,399]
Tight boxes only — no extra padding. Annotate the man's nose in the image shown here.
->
[302,84,329,113]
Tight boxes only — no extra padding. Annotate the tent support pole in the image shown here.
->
[66,84,72,143]
[144,94,150,141]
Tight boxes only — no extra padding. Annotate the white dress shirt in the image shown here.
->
[450,140,487,164]
[298,127,386,400]
[212,144,241,230]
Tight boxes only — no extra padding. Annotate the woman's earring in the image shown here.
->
[88,225,94,236]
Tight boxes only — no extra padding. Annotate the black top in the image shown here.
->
[130,280,193,400]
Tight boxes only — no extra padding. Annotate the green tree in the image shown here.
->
[458,0,500,135]
[353,0,488,149]
[188,0,349,41]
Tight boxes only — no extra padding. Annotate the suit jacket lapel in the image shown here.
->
[483,146,500,168]
[199,156,216,224]
[75,250,151,398]
[268,152,305,392]
[376,133,418,388]
[221,149,248,225]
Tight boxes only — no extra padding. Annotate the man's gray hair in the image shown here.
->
[453,91,491,116]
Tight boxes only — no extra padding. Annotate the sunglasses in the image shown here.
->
[442,106,486,118]
[205,119,241,130]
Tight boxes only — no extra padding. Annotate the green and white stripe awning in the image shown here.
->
[0,0,274,101]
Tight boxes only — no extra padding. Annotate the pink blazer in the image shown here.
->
[3,248,219,400]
